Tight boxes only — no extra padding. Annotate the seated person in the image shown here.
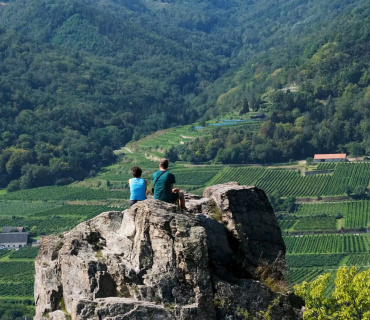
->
[152,158,185,209]
[129,166,147,206]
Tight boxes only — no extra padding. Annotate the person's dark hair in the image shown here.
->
[131,166,142,178]
[159,158,169,169]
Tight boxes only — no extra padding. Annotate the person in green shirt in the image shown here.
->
[152,158,186,209]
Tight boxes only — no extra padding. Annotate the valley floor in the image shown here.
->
[0,135,369,310]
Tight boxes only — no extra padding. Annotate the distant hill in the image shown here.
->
[0,0,369,189]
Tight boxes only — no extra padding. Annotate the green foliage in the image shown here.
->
[0,300,34,320]
[294,267,370,320]
[0,0,368,191]
[306,158,314,166]
[0,0,240,189]
[208,199,222,222]
[165,0,370,165]
[236,307,252,319]
[0,0,369,312]
[6,180,20,193]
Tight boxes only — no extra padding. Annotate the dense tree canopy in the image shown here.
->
[0,0,369,187]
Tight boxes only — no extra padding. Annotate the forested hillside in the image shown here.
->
[0,0,369,190]
[169,0,370,163]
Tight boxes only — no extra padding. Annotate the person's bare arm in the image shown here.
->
[171,184,179,193]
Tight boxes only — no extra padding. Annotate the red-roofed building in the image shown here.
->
[314,153,347,162]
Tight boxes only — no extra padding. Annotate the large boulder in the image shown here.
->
[34,183,302,320]
[188,182,286,280]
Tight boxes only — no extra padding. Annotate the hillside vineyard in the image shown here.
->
[0,0,369,189]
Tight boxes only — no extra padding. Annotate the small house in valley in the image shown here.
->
[314,153,347,162]
[0,226,29,249]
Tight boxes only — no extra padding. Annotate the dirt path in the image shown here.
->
[296,196,348,204]
[114,146,134,155]
[337,218,343,230]
[180,135,195,140]
[267,165,303,170]
[123,147,133,153]
[145,153,161,162]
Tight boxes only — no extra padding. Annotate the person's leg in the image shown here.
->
[129,200,138,206]
[170,192,179,205]
[178,192,186,209]
[169,192,185,209]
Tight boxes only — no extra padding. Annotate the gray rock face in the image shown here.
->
[203,182,286,265]
[34,183,302,320]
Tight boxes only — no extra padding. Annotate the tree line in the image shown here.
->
[0,0,369,191]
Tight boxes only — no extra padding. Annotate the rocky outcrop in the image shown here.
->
[34,183,303,320]
[188,182,286,281]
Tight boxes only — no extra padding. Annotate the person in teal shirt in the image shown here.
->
[152,158,185,209]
